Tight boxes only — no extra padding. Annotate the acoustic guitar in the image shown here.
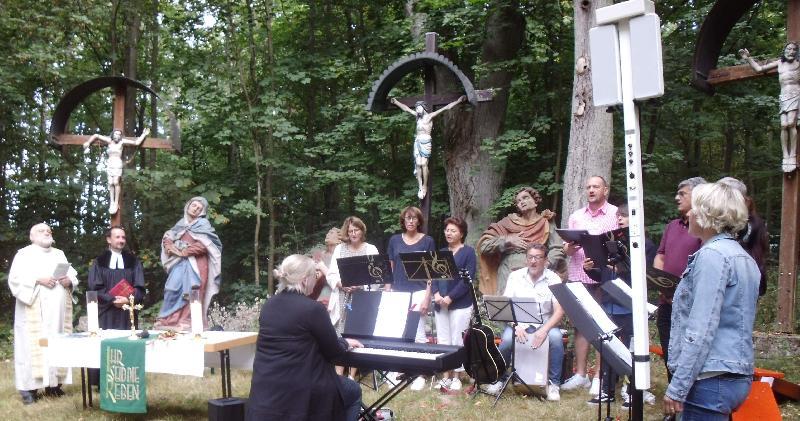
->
[460,269,506,384]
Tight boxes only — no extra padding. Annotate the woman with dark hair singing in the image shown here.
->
[431,216,476,391]
[385,206,436,391]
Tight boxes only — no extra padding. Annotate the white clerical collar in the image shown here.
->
[109,250,124,269]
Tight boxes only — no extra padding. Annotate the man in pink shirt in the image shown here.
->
[561,176,619,392]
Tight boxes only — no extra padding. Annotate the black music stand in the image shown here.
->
[398,250,458,285]
[337,255,394,389]
[337,254,393,288]
[483,296,544,405]
[550,283,632,421]
[397,251,458,391]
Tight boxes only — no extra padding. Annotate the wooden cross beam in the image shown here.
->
[706,63,777,86]
[52,81,177,226]
[704,0,798,87]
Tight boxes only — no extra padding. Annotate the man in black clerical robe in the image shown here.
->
[87,225,146,385]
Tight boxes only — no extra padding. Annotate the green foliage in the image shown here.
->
[0,0,793,318]
[481,129,539,165]
[0,320,12,360]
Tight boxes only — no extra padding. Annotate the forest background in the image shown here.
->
[0,0,795,344]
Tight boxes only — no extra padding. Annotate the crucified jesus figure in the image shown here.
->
[391,95,466,199]
[83,128,150,214]
[740,42,800,172]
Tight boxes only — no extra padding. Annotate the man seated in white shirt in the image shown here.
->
[488,243,565,401]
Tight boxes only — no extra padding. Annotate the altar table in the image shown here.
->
[41,329,256,408]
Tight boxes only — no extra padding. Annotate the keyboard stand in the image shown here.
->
[356,370,393,391]
[359,374,414,421]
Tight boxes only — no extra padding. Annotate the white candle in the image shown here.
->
[190,300,203,336]
[87,302,99,334]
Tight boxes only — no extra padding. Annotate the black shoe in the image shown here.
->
[20,390,37,405]
[588,393,615,405]
[44,386,65,397]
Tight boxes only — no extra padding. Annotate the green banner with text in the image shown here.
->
[100,337,147,413]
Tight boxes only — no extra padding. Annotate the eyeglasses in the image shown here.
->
[348,228,361,234]
[527,255,546,261]
[404,216,419,221]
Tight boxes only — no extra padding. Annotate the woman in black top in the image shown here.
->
[247,254,363,421]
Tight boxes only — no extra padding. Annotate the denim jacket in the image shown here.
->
[665,233,759,402]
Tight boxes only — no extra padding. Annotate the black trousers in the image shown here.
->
[656,302,672,383]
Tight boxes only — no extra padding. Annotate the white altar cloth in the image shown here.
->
[43,329,256,377]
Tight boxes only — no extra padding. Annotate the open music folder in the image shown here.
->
[343,291,419,340]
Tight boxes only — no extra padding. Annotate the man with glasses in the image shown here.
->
[653,177,706,380]
[486,243,565,401]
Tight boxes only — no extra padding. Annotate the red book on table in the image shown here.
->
[108,279,135,298]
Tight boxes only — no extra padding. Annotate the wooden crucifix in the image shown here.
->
[691,0,799,332]
[368,32,493,232]
[50,76,179,227]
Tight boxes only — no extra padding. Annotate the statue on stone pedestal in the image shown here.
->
[83,128,150,214]
[740,42,800,172]
[390,96,466,199]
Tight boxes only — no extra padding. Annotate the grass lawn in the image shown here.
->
[2,356,798,420]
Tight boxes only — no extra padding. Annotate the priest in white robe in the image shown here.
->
[8,223,78,404]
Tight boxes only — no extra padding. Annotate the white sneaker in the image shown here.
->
[547,384,561,401]
[643,390,656,405]
[450,378,462,391]
[436,378,452,389]
[483,380,504,395]
[410,376,427,391]
[561,374,591,390]
[589,376,600,395]
[620,385,630,403]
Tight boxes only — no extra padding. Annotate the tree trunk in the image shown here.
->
[147,0,159,169]
[242,0,263,286]
[122,0,141,242]
[561,0,614,227]
[263,0,277,293]
[441,1,525,244]
[552,127,564,211]
[723,125,734,173]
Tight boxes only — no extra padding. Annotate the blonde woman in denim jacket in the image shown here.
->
[662,182,760,420]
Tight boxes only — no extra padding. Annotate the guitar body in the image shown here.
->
[459,269,507,384]
[463,323,506,384]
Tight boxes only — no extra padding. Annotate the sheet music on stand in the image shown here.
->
[398,250,457,283]
[343,291,419,341]
[483,295,546,326]
[337,254,393,288]
[601,278,658,316]
[550,283,632,377]
[482,295,549,393]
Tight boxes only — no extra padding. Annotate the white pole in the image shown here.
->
[617,19,651,390]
